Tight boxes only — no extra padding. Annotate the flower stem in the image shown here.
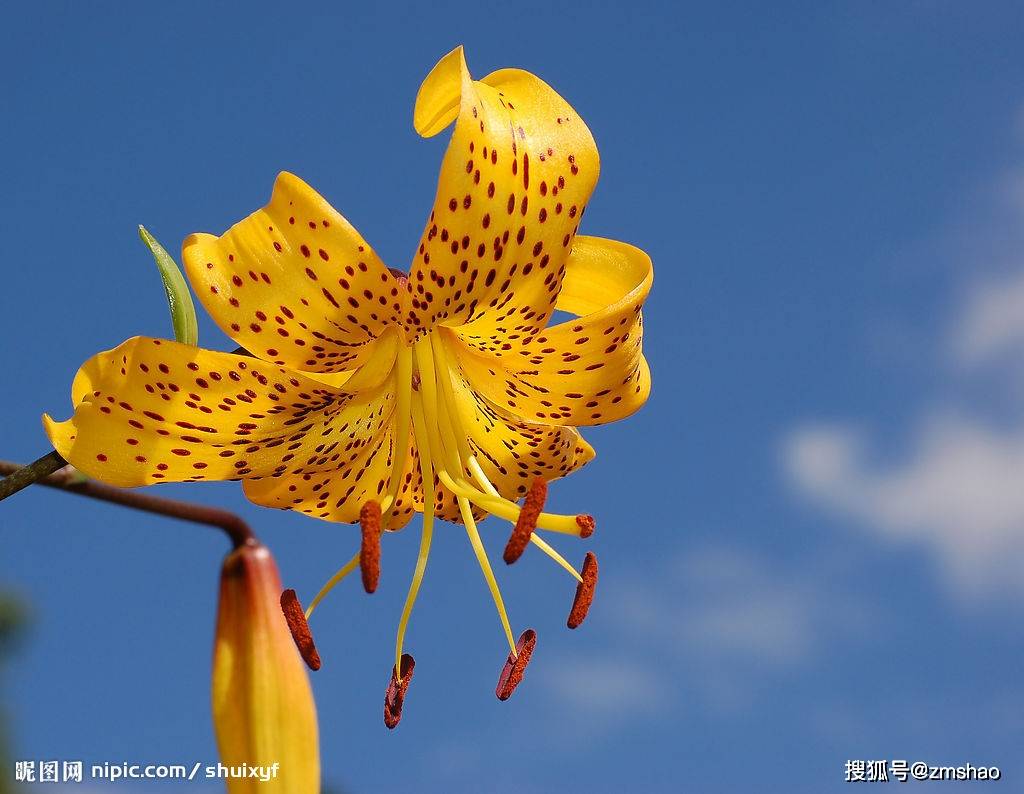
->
[0,459,254,549]
[0,451,67,502]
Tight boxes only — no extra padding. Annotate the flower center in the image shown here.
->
[285,331,599,724]
[390,333,591,667]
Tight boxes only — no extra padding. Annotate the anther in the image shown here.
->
[567,552,598,629]
[576,514,596,538]
[387,266,409,288]
[280,589,321,671]
[504,478,547,564]
[384,653,416,729]
[360,500,382,593]
[496,629,537,700]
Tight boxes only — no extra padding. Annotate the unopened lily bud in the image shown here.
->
[212,540,319,793]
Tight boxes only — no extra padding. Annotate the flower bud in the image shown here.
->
[212,540,319,793]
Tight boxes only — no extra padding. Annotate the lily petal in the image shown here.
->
[243,419,416,527]
[183,172,407,372]
[409,46,599,340]
[449,236,652,426]
[43,336,394,491]
[442,341,595,500]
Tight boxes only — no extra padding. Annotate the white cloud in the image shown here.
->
[952,270,1024,368]
[540,657,661,716]
[784,114,1024,601]
[666,546,821,665]
[785,417,1024,597]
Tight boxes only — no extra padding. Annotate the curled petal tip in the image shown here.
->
[280,589,321,671]
[567,552,599,629]
[496,629,537,701]
[414,46,469,137]
[384,654,416,729]
[360,500,383,594]
[504,478,547,564]
[576,514,596,538]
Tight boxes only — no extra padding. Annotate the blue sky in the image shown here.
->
[3,2,1024,792]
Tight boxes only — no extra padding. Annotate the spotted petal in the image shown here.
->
[43,336,397,498]
[183,172,407,373]
[243,417,417,527]
[408,46,599,343]
[448,236,651,426]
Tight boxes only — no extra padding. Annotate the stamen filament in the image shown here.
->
[528,534,584,583]
[436,469,586,535]
[393,516,432,673]
[458,493,517,656]
[414,340,462,476]
[468,455,499,496]
[442,468,582,580]
[395,392,437,679]
[430,333,473,465]
[305,551,360,620]
[384,347,414,526]
[408,334,592,658]
[413,337,517,657]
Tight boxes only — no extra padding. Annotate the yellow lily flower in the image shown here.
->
[213,540,319,793]
[44,46,652,724]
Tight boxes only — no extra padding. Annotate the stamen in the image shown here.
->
[496,629,537,700]
[504,477,547,564]
[567,552,598,629]
[305,551,360,620]
[414,339,461,474]
[384,653,416,729]
[438,469,585,535]
[576,514,596,538]
[442,359,592,540]
[413,336,517,656]
[280,589,321,671]
[360,500,382,594]
[468,455,500,496]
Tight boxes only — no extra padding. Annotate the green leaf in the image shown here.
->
[138,225,198,346]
